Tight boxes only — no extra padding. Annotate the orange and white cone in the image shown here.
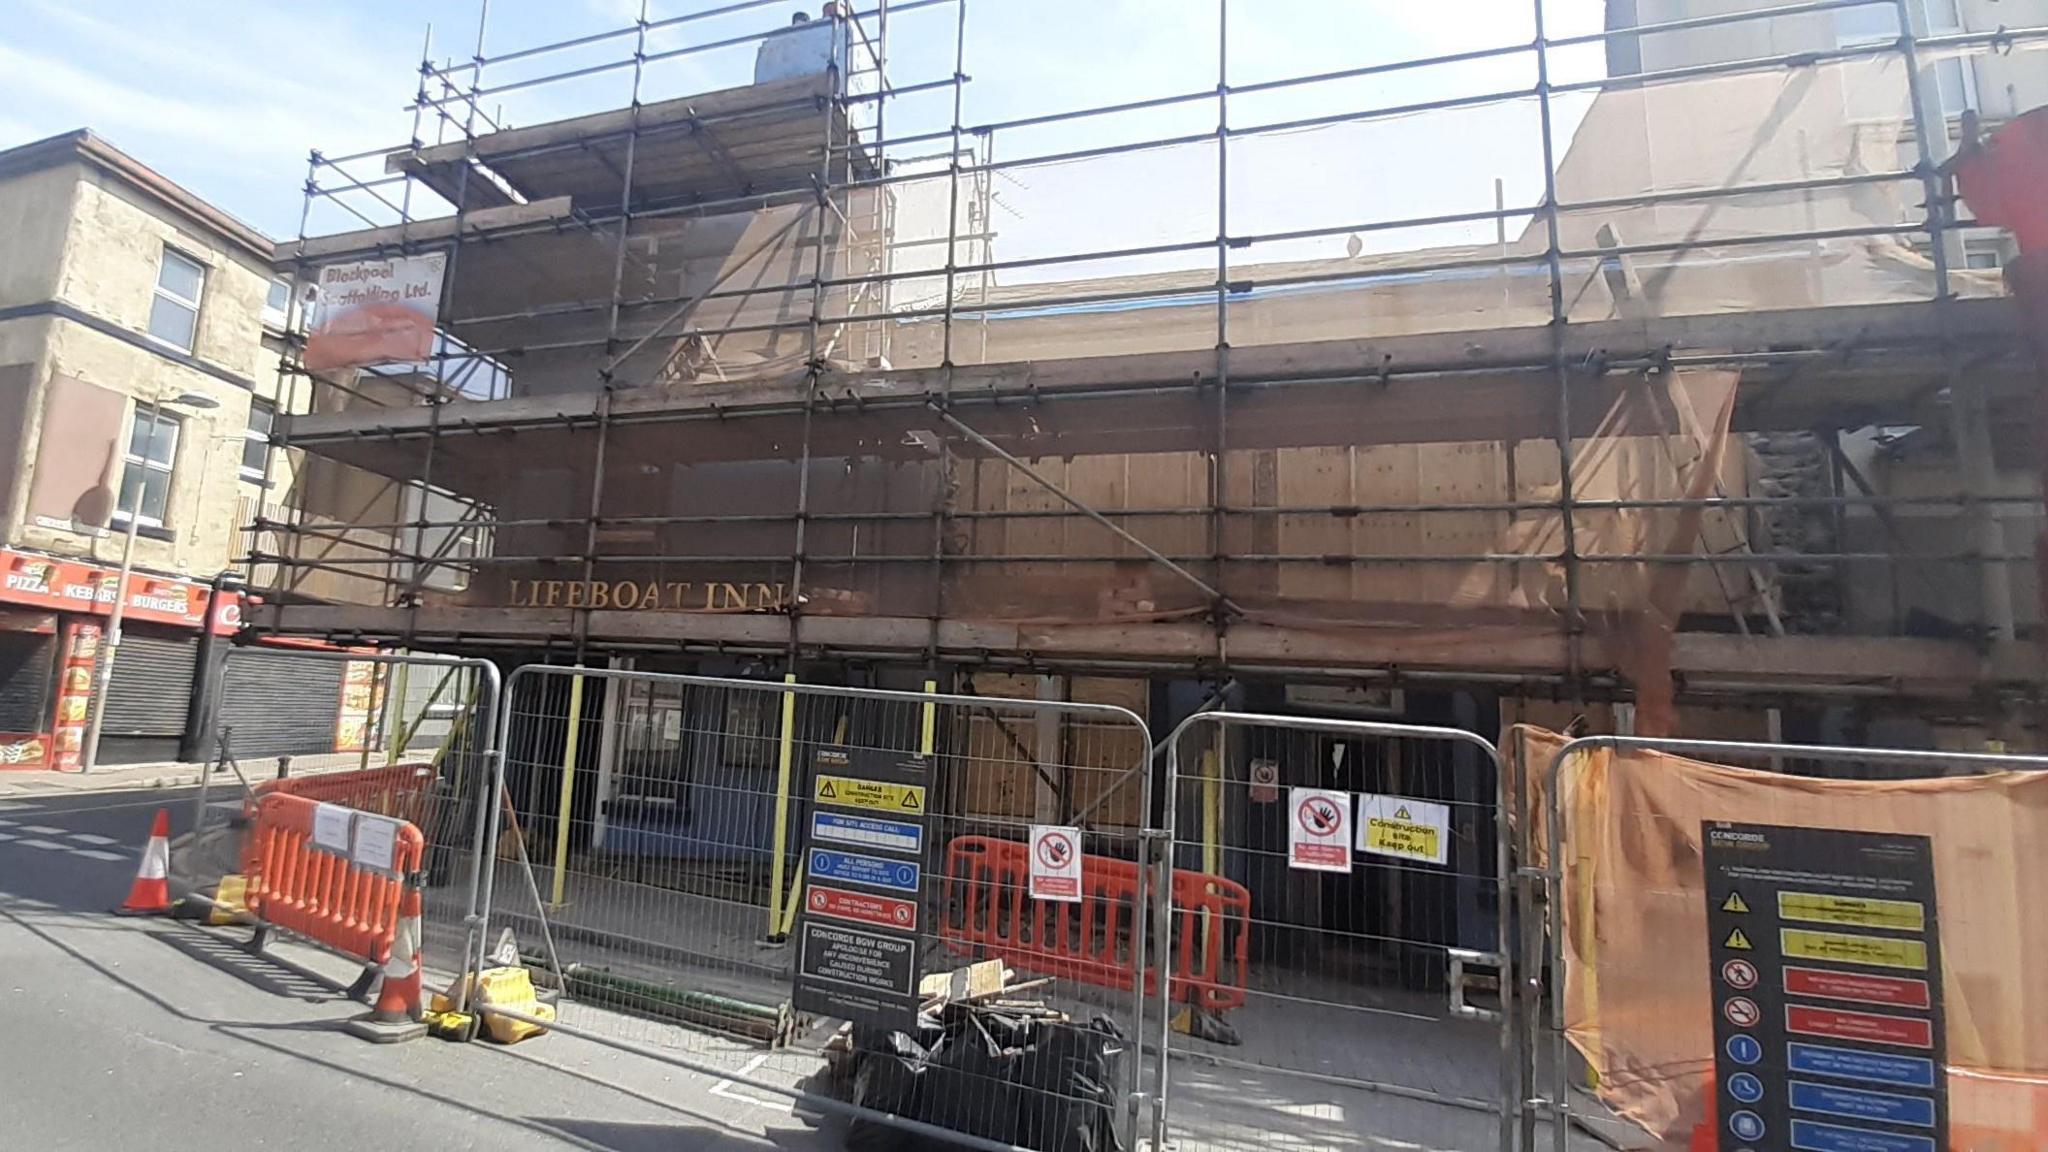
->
[367,886,424,1024]
[116,808,173,916]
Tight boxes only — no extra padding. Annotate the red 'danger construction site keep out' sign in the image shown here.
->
[1289,787,1352,872]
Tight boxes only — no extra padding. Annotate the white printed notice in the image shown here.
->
[351,814,400,873]
[1355,794,1452,866]
[1028,825,1083,902]
[1288,787,1353,872]
[312,802,352,854]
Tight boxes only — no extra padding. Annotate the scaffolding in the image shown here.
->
[252,0,2048,727]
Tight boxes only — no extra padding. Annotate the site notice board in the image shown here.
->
[793,746,930,1031]
[1704,821,1946,1152]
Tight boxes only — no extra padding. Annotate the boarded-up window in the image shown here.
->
[25,374,124,533]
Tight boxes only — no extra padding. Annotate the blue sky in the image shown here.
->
[0,0,1607,259]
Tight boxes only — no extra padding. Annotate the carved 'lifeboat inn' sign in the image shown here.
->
[502,579,790,612]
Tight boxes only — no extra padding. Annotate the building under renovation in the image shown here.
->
[225,3,2048,1149]
[252,0,2047,745]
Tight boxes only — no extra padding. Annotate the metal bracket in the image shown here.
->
[1447,947,1504,1023]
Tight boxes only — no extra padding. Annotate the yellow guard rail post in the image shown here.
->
[548,672,585,908]
[767,673,799,939]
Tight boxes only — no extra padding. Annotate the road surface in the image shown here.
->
[0,787,841,1152]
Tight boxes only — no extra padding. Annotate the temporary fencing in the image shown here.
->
[480,664,1155,1152]
[244,790,423,966]
[192,648,505,1005]
[184,647,2048,1152]
[1155,711,1518,1152]
[1520,729,2048,1152]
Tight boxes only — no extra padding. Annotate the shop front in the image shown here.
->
[0,547,240,770]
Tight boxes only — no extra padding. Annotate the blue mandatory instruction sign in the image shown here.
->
[1790,1119,1936,1152]
[1786,1044,1937,1090]
[809,848,921,894]
[1791,1081,1936,1128]
[811,811,924,856]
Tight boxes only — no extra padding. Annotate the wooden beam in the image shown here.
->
[248,602,2040,695]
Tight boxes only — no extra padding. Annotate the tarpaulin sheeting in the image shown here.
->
[1508,725,2048,1148]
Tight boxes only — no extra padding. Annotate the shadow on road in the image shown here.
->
[0,897,803,1151]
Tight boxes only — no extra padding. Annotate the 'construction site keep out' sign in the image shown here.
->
[813,774,925,814]
[1356,794,1451,866]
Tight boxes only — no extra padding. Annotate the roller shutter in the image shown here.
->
[212,647,345,759]
[0,630,57,733]
[102,627,197,736]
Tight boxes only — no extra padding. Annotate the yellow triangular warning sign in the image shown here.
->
[819,781,838,799]
[1722,891,1750,915]
[901,791,921,811]
[1724,927,1753,951]
[1395,805,1412,820]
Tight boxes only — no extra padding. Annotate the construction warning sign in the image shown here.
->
[1703,822,1945,1152]
[794,747,930,1030]
[1288,787,1353,872]
[814,774,925,814]
[1355,793,1451,866]
[1028,824,1083,902]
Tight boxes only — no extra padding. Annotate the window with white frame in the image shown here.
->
[148,247,205,351]
[1834,0,1976,119]
[241,397,275,481]
[263,277,291,329]
[1963,234,2013,271]
[117,407,181,527]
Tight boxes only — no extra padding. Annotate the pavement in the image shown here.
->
[0,752,377,798]
[0,786,845,1152]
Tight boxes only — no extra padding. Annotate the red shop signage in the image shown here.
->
[0,548,241,633]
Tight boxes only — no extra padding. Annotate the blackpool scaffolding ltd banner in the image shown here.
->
[302,253,446,372]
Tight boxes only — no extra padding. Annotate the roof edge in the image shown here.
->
[0,128,275,264]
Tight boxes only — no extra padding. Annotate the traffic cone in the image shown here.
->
[116,808,173,916]
[374,887,423,1022]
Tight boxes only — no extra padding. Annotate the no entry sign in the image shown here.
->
[1029,825,1083,902]
[1289,787,1352,872]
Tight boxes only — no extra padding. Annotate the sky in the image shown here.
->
[0,0,1609,265]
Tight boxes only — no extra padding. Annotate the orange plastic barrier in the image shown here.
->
[252,762,439,827]
[244,792,424,965]
[940,835,1250,1011]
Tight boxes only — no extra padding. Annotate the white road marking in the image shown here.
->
[708,1054,794,1113]
[19,825,67,835]
[19,839,69,851]
[67,833,120,846]
[72,849,128,862]
[0,832,17,842]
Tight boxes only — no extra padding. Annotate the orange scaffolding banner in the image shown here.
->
[1511,726,2048,1150]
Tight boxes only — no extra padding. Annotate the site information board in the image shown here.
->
[794,747,930,1031]
[1703,822,1945,1152]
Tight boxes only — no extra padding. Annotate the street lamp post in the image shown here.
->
[78,389,220,774]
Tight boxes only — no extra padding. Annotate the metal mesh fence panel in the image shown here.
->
[1157,712,1518,1152]
[187,650,501,988]
[483,665,1153,1151]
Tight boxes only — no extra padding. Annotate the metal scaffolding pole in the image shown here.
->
[1533,0,1586,711]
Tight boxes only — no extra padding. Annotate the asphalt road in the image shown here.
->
[0,786,842,1152]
